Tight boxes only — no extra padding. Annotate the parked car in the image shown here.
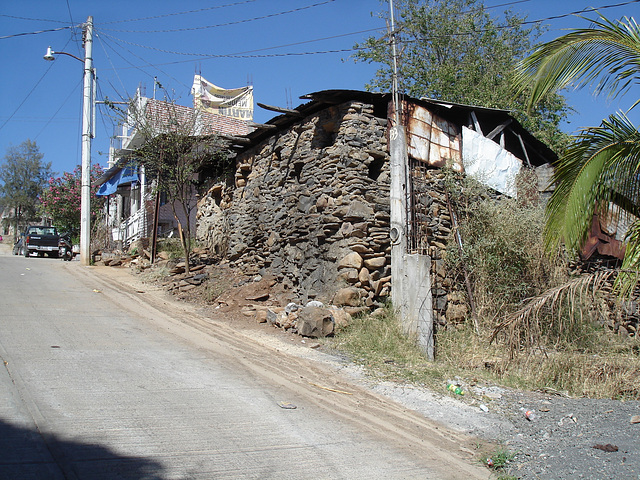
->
[23,225,60,257]
[12,234,25,255]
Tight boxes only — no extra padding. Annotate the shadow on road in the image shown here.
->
[0,418,166,479]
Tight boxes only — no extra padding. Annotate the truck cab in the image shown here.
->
[24,226,60,257]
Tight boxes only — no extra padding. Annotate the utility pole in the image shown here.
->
[80,16,94,266]
[44,15,94,265]
[389,0,401,125]
[388,0,407,314]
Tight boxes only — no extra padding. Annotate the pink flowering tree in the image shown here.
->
[39,164,105,237]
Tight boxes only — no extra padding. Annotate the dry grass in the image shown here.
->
[329,173,640,399]
[437,323,640,399]
[138,265,171,284]
[329,308,640,399]
[326,306,448,386]
[157,238,185,260]
[202,267,235,303]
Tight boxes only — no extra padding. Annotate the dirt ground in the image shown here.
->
[94,261,640,480]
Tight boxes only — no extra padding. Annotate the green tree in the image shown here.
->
[39,164,105,238]
[353,0,570,151]
[0,139,53,235]
[514,14,640,295]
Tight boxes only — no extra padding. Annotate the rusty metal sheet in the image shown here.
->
[404,102,462,170]
[581,214,626,260]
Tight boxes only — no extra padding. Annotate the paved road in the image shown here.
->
[0,244,488,479]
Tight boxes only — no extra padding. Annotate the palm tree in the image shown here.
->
[514,13,640,294]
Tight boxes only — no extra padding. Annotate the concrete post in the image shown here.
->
[390,125,408,320]
[80,16,94,265]
[389,124,434,360]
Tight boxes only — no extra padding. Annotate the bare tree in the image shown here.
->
[117,96,231,273]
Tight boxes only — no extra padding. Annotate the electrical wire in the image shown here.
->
[484,0,532,9]
[0,14,68,23]
[95,82,121,164]
[390,0,640,46]
[64,0,85,60]
[100,0,337,33]
[100,0,260,25]
[94,0,637,61]
[96,32,187,91]
[0,25,74,40]
[0,36,75,133]
[96,25,383,59]
[520,0,640,25]
[95,33,137,100]
[34,78,83,141]
[1,0,635,138]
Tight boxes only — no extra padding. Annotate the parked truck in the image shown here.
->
[23,225,60,257]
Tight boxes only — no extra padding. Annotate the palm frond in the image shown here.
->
[544,111,640,255]
[615,219,640,296]
[491,270,616,354]
[514,14,640,109]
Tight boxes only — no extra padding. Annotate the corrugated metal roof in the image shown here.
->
[238,89,557,167]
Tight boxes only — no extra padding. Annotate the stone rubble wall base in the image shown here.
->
[197,100,460,325]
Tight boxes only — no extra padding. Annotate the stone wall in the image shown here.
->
[408,167,459,328]
[197,101,394,310]
[196,98,531,326]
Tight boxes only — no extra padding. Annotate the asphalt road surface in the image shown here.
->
[0,244,488,479]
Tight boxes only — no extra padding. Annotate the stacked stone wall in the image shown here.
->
[197,101,393,309]
[408,168,459,327]
[197,99,466,323]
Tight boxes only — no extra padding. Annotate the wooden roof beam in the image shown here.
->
[469,111,483,136]
[257,103,303,116]
[486,118,513,140]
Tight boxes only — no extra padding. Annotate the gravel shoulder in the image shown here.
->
[87,262,640,480]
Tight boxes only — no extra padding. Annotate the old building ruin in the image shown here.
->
[196,90,557,334]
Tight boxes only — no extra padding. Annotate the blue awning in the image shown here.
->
[96,166,139,196]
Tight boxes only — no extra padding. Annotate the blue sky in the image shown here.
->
[1,0,638,176]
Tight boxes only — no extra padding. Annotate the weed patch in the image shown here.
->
[434,172,640,399]
[479,444,516,474]
[157,238,185,260]
[139,265,170,284]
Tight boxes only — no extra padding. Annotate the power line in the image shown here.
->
[97,25,383,59]
[0,14,68,23]
[0,67,54,133]
[97,32,188,90]
[100,0,337,33]
[64,0,84,59]
[34,78,83,141]
[97,0,637,61]
[100,0,260,25]
[0,25,74,40]
[520,0,640,25]
[0,36,75,133]
[391,0,640,46]
[95,34,134,101]
[484,0,532,9]
[100,28,355,61]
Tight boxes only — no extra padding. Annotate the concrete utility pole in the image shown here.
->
[44,16,94,265]
[80,16,94,266]
[387,1,434,359]
[388,0,407,315]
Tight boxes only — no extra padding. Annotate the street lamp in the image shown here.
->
[44,15,94,266]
